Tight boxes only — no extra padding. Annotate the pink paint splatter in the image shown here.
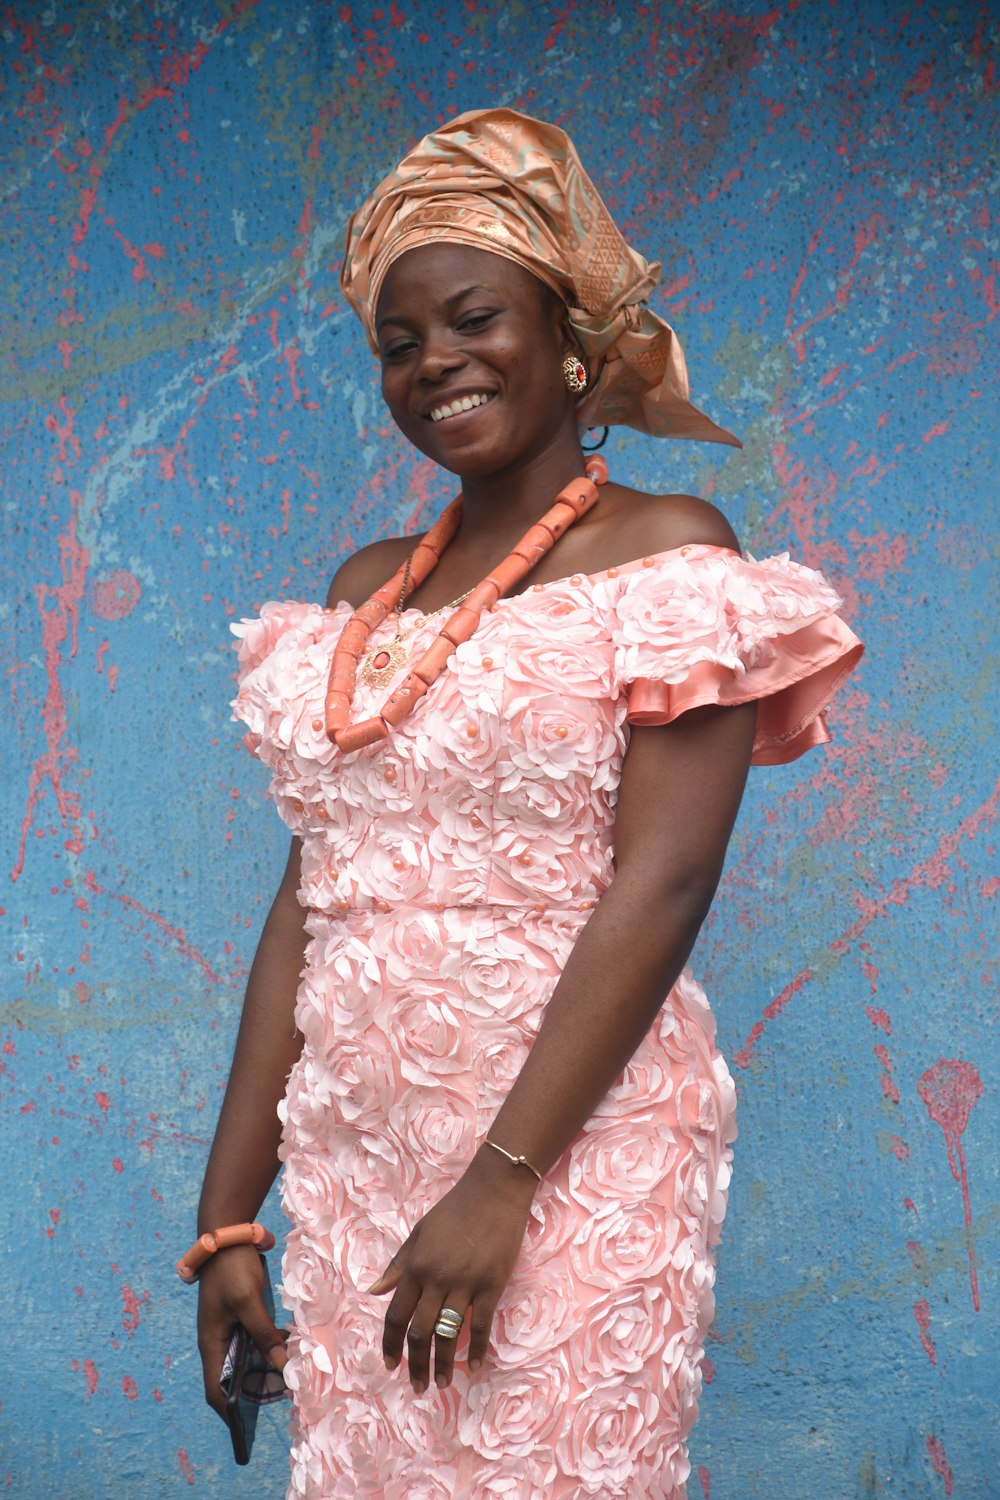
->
[698,1466,711,1498]
[121,1285,147,1334]
[926,1434,954,1495]
[732,969,813,1069]
[122,1375,138,1400]
[873,1043,900,1104]
[83,1358,99,1396]
[907,1239,930,1284]
[913,1299,936,1364]
[903,60,935,99]
[91,569,141,620]
[82,871,221,983]
[12,484,89,883]
[178,1448,196,1486]
[847,528,910,585]
[734,781,999,1067]
[917,1059,983,1310]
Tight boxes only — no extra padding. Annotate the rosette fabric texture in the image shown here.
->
[341,107,740,445]
[232,545,862,1499]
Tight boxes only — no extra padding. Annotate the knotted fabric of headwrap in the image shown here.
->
[340,106,740,445]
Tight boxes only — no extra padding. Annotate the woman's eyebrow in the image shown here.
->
[376,284,493,332]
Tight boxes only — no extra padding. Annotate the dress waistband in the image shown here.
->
[303,898,599,919]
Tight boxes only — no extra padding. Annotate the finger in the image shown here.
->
[404,1286,446,1395]
[467,1293,498,1374]
[366,1263,403,1296]
[245,1316,290,1372]
[381,1276,420,1376]
[223,1277,290,1373]
[198,1324,236,1420]
[366,1248,405,1297]
[432,1298,468,1390]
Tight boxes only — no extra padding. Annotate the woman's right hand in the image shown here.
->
[196,1245,289,1420]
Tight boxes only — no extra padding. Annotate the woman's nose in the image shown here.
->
[416,333,465,382]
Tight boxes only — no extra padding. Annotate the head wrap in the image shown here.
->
[340,107,739,446]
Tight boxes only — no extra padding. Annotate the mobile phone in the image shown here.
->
[221,1323,255,1464]
[218,1252,289,1465]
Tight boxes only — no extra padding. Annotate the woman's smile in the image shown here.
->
[427,390,497,424]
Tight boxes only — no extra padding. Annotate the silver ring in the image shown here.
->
[434,1307,464,1339]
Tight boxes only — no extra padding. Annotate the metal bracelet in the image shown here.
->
[483,1138,543,1181]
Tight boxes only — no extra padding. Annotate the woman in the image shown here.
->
[190,109,863,1498]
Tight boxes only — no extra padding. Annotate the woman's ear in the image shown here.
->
[541,289,589,395]
[554,308,588,386]
[557,306,578,355]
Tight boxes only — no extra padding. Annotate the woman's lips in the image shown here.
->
[428,391,496,423]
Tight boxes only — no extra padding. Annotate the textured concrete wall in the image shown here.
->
[3,2,996,1495]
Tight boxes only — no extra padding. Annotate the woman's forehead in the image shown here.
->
[377,243,545,317]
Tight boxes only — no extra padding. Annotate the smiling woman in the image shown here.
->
[375,249,577,484]
[190,108,863,1499]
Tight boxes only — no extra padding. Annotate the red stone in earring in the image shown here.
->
[562,355,588,393]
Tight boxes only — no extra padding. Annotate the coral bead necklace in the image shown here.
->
[359,561,475,691]
[325,455,609,752]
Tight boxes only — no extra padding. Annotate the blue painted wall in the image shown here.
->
[3,2,996,1495]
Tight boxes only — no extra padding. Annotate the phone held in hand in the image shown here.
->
[218,1251,290,1465]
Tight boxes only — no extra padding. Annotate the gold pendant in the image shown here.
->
[360,636,409,690]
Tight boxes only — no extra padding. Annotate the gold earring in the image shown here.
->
[562,355,588,393]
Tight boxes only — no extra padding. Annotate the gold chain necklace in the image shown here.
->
[359,552,474,690]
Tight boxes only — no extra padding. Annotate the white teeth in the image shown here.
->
[430,393,493,422]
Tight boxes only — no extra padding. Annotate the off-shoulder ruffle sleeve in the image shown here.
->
[609,546,863,765]
[230,599,348,762]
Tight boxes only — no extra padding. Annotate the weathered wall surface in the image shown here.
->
[2,2,996,1495]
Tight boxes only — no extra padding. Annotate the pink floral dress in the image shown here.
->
[232,543,862,1500]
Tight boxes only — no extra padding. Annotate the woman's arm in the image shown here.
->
[486,698,756,1168]
[371,696,757,1392]
[195,835,308,1413]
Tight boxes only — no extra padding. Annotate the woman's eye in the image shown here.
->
[459,312,495,332]
[382,341,416,361]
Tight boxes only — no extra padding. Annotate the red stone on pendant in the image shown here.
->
[372,650,391,669]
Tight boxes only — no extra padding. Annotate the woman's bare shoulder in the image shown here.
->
[325,535,415,609]
[585,485,742,567]
[326,489,741,606]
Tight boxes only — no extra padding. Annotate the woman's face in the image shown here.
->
[375,243,579,478]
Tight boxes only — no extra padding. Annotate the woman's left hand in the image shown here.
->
[367,1145,538,1393]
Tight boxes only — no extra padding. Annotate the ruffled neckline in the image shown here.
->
[310,542,741,619]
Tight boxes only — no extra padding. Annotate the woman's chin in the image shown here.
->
[408,429,514,480]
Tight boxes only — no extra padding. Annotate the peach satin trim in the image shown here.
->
[626,615,864,766]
